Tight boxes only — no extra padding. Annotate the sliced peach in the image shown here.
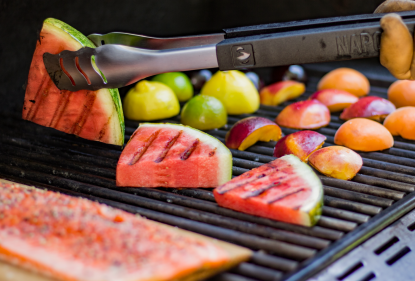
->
[308,146,363,180]
[317,68,370,97]
[260,81,305,106]
[388,80,415,108]
[309,89,359,112]
[384,106,415,140]
[225,117,282,151]
[334,118,394,151]
[275,100,330,129]
[340,96,396,122]
[273,130,326,162]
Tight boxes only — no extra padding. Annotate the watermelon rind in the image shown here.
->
[43,18,125,145]
[283,154,323,225]
[138,123,233,185]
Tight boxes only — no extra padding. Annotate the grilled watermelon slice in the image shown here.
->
[213,155,323,226]
[116,123,232,188]
[22,18,124,146]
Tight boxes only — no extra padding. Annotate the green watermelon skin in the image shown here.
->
[22,18,124,146]
[116,123,232,188]
[213,155,323,227]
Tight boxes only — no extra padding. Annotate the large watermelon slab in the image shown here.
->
[22,18,124,146]
[213,155,323,226]
[116,123,232,188]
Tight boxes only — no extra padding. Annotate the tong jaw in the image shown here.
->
[43,48,107,92]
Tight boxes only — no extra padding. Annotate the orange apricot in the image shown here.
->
[387,80,415,108]
[334,118,393,151]
[383,106,415,140]
[317,68,370,97]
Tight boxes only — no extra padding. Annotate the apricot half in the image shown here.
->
[308,146,363,180]
[225,117,282,151]
[388,80,415,108]
[273,130,326,162]
[310,89,358,112]
[334,118,394,151]
[317,68,370,97]
[275,100,331,129]
[384,106,415,140]
[260,81,305,106]
[340,96,396,122]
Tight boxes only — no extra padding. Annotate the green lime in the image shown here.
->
[181,95,227,130]
[152,72,194,102]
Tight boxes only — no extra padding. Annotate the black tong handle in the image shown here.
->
[217,11,415,70]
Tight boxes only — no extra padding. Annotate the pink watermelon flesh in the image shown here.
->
[22,19,124,146]
[116,123,232,188]
[213,155,323,226]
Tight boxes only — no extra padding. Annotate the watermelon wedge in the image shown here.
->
[116,123,232,188]
[22,18,124,146]
[213,155,323,226]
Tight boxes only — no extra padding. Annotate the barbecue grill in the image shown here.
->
[3,0,415,280]
[2,52,415,280]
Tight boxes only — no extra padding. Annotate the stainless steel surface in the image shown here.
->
[43,44,218,91]
[87,32,225,49]
[310,207,415,281]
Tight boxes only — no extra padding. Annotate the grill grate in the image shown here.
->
[1,65,415,281]
[311,205,415,281]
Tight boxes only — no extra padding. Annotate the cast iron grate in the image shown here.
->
[1,64,415,281]
[311,206,415,281]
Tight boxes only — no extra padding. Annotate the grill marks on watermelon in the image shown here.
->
[213,155,323,226]
[22,19,123,145]
[155,130,183,163]
[117,124,232,188]
[129,129,161,165]
[181,138,200,160]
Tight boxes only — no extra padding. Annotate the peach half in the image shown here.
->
[225,117,282,151]
[309,89,358,112]
[317,68,370,97]
[308,146,363,180]
[275,100,331,129]
[384,106,415,140]
[259,81,305,106]
[334,118,394,151]
[340,96,396,122]
[273,130,326,162]
[388,80,415,108]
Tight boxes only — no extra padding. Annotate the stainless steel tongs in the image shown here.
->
[44,11,415,92]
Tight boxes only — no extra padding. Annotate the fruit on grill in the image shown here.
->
[213,155,323,227]
[273,131,326,162]
[245,71,262,90]
[317,68,370,97]
[334,118,394,151]
[275,100,331,129]
[181,95,227,130]
[201,70,260,115]
[22,18,124,146]
[259,81,305,106]
[388,80,415,107]
[384,106,415,140]
[123,80,180,121]
[117,123,232,188]
[308,146,363,180]
[189,69,212,90]
[340,96,396,122]
[225,117,282,151]
[152,72,194,102]
[309,89,359,112]
[0,179,251,281]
